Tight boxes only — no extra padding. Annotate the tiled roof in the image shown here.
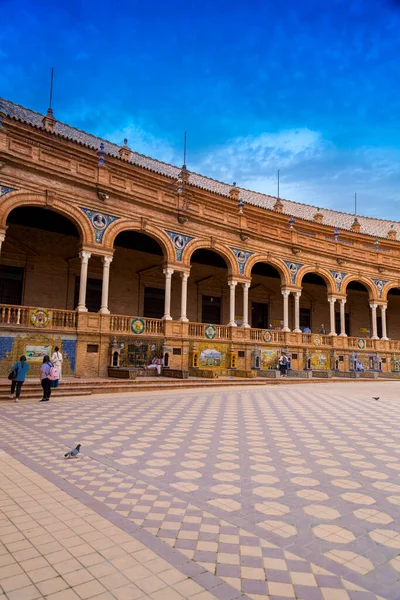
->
[1,97,398,240]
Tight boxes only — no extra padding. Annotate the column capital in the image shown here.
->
[379,303,388,310]
[327,296,337,304]
[79,250,91,263]
[102,255,113,267]
[338,297,346,305]
[242,282,250,290]
[369,302,378,309]
[281,289,291,298]
[163,267,174,277]
[0,233,5,245]
[228,280,238,288]
[180,271,189,281]
[294,291,301,299]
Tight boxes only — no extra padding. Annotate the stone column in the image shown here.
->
[282,290,290,332]
[328,297,337,336]
[99,255,113,314]
[179,272,189,322]
[77,251,91,312]
[293,291,301,333]
[370,302,378,339]
[380,304,388,340]
[0,233,5,255]
[163,268,174,320]
[242,283,250,328]
[228,281,237,327]
[339,298,347,336]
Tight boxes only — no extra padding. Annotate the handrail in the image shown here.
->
[110,315,164,335]
[0,304,77,329]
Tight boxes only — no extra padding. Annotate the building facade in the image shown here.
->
[1,97,400,379]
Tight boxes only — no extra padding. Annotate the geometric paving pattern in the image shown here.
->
[1,381,400,598]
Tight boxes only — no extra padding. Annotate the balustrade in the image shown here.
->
[188,323,229,339]
[109,315,164,335]
[0,304,76,330]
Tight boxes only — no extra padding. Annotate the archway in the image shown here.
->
[2,206,81,309]
[387,288,400,340]
[300,273,328,334]
[112,230,166,318]
[189,249,229,324]
[345,281,371,337]
[249,262,282,329]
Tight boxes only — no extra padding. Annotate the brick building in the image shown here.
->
[1,96,400,379]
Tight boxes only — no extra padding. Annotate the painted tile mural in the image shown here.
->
[198,342,229,370]
[0,333,76,377]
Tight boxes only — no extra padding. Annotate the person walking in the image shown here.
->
[40,355,53,402]
[278,352,288,376]
[10,355,30,403]
[51,346,63,387]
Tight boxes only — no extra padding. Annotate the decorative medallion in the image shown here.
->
[0,185,16,197]
[131,317,145,335]
[262,330,273,343]
[330,270,347,292]
[230,248,254,275]
[313,334,322,346]
[205,324,217,339]
[357,338,366,350]
[284,261,303,285]
[30,308,50,328]
[372,279,387,299]
[80,208,119,243]
[165,230,194,261]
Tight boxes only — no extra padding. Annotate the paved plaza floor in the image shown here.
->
[1,383,400,599]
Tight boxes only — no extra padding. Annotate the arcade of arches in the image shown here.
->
[1,204,400,378]
[2,98,400,380]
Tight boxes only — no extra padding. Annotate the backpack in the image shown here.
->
[47,364,59,381]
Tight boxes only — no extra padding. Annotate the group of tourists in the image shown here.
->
[9,347,63,403]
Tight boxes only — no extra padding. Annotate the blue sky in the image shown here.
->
[2,0,400,219]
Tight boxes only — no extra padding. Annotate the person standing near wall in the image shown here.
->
[278,352,288,376]
[51,346,63,387]
[40,355,53,402]
[10,355,30,403]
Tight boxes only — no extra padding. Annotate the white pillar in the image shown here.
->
[339,298,347,337]
[77,251,91,312]
[328,297,337,336]
[228,281,237,327]
[99,255,113,314]
[381,304,388,340]
[242,283,250,328]
[293,291,301,333]
[282,290,290,332]
[179,272,189,322]
[370,302,378,339]
[163,268,174,320]
[0,233,5,255]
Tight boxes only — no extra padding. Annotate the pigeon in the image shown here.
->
[65,444,81,458]
[372,397,380,401]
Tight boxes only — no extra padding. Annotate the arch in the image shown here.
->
[0,191,90,244]
[296,266,335,295]
[182,239,238,276]
[245,254,289,286]
[341,275,376,300]
[381,281,400,302]
[103,219,175,262]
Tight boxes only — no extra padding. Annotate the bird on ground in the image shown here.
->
[64,444,81,458]
[372,397,380,401]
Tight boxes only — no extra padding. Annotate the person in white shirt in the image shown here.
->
[51,346,63,384]
[146,355,163,375]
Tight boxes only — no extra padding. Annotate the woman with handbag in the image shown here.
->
[9,355,30,403]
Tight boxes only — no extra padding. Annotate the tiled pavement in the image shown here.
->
[1,383,400,599]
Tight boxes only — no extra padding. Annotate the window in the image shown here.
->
[238,351,245,358]
[173,348,182,355]
[144,287,164,319]
[251,302,268,329]
[0,265,24,305]
[300,308,311,330]
[74,277,102,312]
[202,295,221,324]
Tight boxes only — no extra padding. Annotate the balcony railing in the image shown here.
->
[0,304,77,330]
[188,323,229,339]
[249,328,286,343]
[109,315,164,335]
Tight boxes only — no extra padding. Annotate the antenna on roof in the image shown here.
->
[354,192,357,216]
[49,67,54,110]
[277,170,280,199]
[183,131,187,167]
